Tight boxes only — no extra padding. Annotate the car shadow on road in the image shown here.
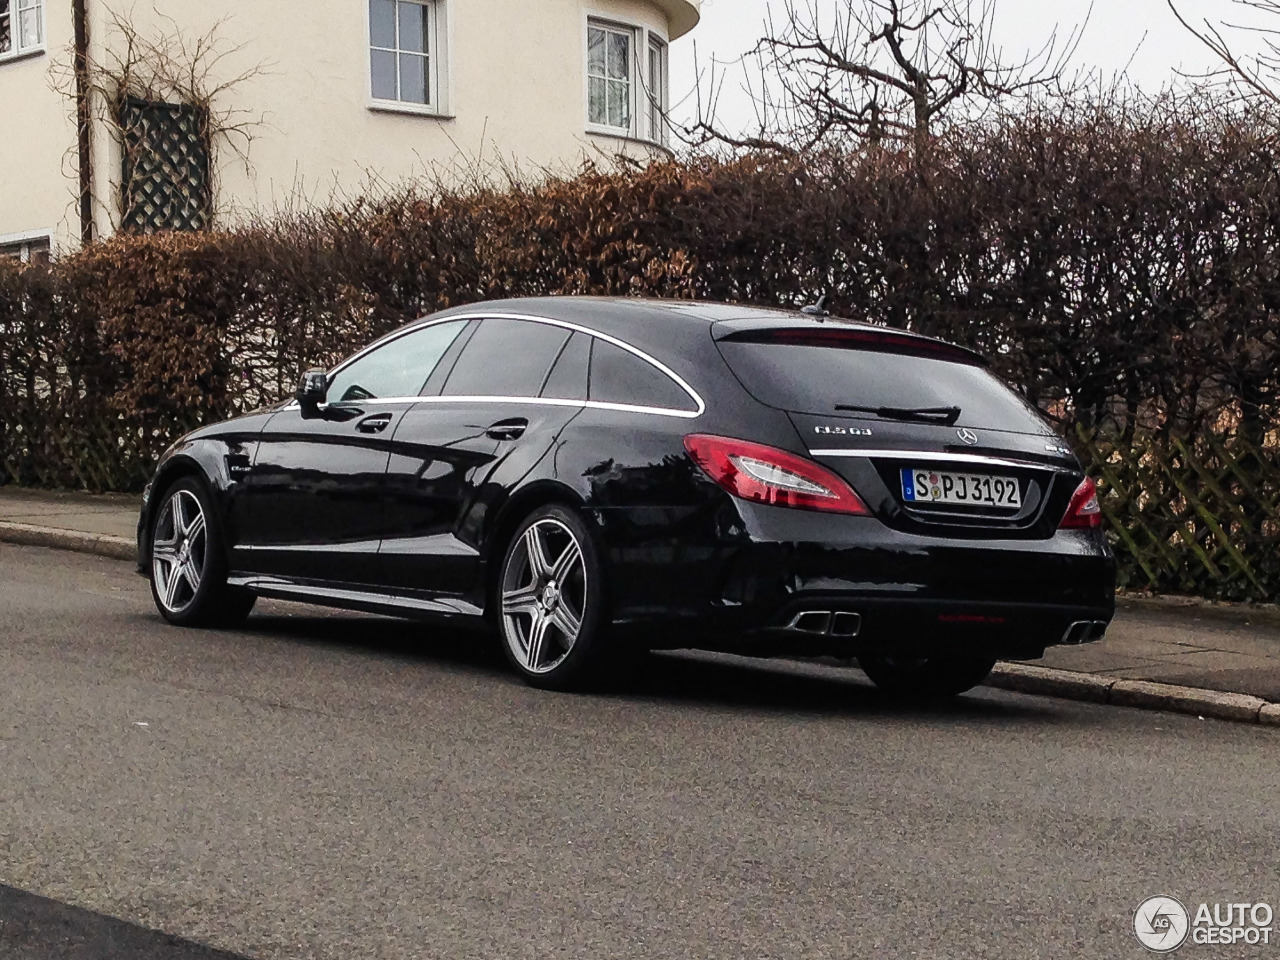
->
[230,609,508,669]
[227,609,1072,727]
[615,650,1070,726]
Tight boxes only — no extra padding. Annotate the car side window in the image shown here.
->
[328,320,468,404]
[442,318,572,398]
[588,338,696,412]
[540,332,591,401]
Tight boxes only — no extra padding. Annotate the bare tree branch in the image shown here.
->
[683,0,1088,155]
[1168,0,1280,106]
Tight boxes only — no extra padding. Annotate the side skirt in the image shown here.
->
[227,575,487,625]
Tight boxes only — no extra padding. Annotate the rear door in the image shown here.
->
[713,323,1083,538]
[379,318,588,594]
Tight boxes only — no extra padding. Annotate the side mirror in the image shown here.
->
[296,369,328,418]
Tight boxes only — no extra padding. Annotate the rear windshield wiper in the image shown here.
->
[835,403,962,426]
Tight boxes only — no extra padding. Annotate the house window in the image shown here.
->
[587,19,668,144]
[647,36,668,144]
[0,235,51,263]
[587,21,633,131]
[0,0,44,61]
[370,0,439,108]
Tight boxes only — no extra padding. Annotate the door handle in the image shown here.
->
[356,413,394,434]
[486,417,528,441]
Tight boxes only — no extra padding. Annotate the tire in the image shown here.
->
[148,475,256,628]
[495,504,610,690]
[857,653,997,699]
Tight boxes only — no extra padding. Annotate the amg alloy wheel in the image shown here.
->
[498,505,606,689]
[148,476,255,628]
[151,488,207,616]
[858,653,997,699]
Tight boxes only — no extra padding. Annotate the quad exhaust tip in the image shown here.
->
[785,612,1106,645]
[1062,620,1108,645]
[785,610,862,638]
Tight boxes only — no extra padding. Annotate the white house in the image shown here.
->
[0,0,700,259]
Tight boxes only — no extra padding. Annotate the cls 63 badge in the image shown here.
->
[814,425,873,437]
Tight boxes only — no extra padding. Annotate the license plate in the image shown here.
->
[901,468,1021,509]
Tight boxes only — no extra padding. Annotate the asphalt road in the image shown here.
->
[1,542,1278,960]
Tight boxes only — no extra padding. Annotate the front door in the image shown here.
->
[235,318,471,584]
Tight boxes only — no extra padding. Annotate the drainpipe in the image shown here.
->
[73,0,93,246]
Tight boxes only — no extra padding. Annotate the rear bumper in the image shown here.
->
[592,501,1116,659]
[737,596,1112,660]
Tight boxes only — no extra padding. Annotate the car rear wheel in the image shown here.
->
[497,505,609,690]
[149,476,256,628]
[857,653,997,699]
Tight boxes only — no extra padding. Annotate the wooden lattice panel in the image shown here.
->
[119,98,212,234]
[1076,427,1280,601]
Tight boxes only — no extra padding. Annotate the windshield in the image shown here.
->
[716,340,1053,435]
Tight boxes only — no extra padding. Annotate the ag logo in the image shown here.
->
[956,428,979,445]
[1134,896,1190,952]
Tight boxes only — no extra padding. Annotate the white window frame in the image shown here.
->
[585,15,669,146]
[646,35,669,145]
[367,0,450,118]
[0,0,46,65]
[0,229,52,262]
[586,18,637,136]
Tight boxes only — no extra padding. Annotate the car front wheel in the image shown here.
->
[149,476,255,628]
[857,653,997,699]
[497,505,609,690]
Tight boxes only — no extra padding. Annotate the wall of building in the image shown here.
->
[1,0,698,249]
[0,1,81,252]
[84,0,693,237]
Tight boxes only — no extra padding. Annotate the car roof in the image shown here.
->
[429,295,912,333]
[427,295,973,357]
[432,295,781,327]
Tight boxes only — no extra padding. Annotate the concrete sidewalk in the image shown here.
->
[1044,598,1280,702]
[0,486,138,540]
[0,486,137,560]
[3,485,1279,722]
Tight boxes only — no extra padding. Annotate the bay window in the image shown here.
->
[587,21,633,131]
[647,35,668,144]
[586,18,669,145]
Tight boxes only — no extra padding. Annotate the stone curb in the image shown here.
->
[0,521,136,562]
[987,663,1277,725]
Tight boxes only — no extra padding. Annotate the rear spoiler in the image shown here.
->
[713,322,987,367]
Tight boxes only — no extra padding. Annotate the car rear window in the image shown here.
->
[716,336,1051,434]
[588,339,697,412]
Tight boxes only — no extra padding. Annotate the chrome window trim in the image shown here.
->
[324,311,705,417]
[289,394,699,420]
[809,448,1068,470]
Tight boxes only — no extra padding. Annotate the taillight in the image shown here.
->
[1060,476,1102,529]
[684,434,870,515]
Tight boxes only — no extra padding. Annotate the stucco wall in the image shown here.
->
[0,0,697,246]
[0,2,80,251]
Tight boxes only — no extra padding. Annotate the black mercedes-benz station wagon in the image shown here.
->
[138,297,1115,696]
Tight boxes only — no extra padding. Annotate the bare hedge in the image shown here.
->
[0,102,1277,598]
